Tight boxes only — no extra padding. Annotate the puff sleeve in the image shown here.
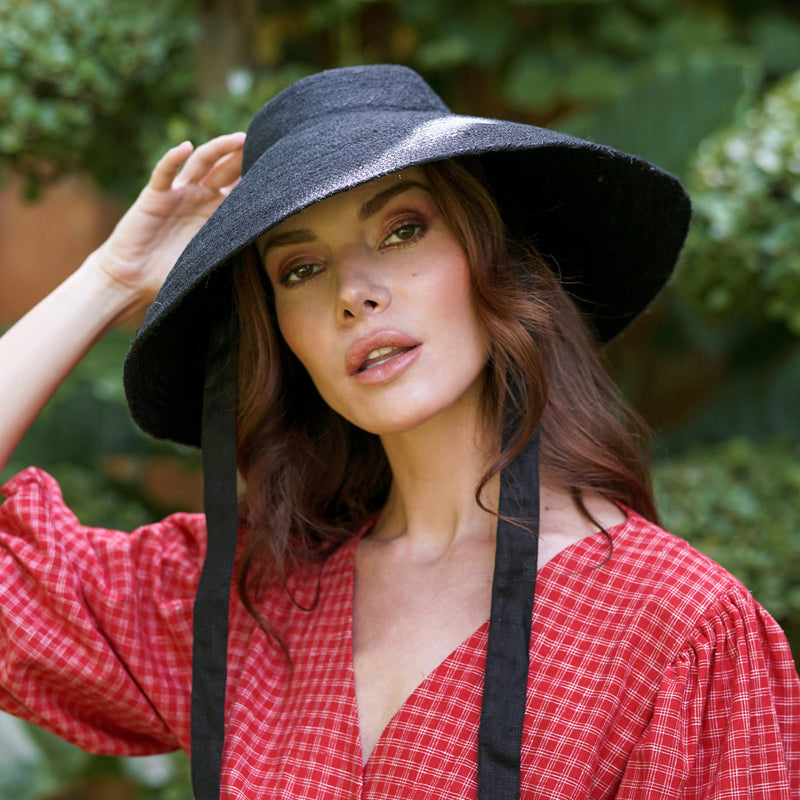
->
[617,590,800,798]
[0,468,206,756]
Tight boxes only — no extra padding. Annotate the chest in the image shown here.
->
[216,529,661,798]
[351,543,494,764]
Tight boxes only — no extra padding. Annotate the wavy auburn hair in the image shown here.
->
[232,157,658,616]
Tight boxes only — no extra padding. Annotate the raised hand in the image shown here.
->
[94,132,246,314]
[0,132,245,470]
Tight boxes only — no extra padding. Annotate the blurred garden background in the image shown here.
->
[1,0,799,796]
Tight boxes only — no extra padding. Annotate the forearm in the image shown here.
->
[0,133,244,474]
[0,251,143,471]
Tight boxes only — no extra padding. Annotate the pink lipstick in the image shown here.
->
[347,331,422,385]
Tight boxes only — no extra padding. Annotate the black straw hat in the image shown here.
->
[124,63,690,446]
[121,64,691,800]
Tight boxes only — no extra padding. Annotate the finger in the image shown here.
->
[201,148,244,192]
[148,141,194,192]
[176,132,246,186]
[218,176,241,197]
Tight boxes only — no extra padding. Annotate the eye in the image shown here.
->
[282,261,323,286]
[383,222,424,247]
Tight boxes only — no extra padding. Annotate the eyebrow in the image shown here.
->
[357,179,429,221]
[258,228,316,257]
[259,179,430,258]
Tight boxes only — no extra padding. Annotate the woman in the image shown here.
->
[1,65,798,799]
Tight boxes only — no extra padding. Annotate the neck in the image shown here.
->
[373,390,500,558]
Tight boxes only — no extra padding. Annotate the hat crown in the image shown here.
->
[242,64,450,173]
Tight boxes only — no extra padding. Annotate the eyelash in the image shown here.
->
[278,218,427,287]
[281,262,323,286]
[382,219,425,248]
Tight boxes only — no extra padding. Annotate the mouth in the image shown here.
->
[346,331,422,380]
[357,345,417,373]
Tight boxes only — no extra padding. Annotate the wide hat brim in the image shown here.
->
[124,64,690,447]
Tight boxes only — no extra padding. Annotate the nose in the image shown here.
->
[336,252,391,322]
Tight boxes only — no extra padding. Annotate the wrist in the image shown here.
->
[77,249,153,329]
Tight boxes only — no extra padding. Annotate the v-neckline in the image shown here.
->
[348,606,489,770]
[341,511,630,774]
[341,533,489,772]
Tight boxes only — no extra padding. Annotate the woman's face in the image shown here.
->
[258,167,489,436]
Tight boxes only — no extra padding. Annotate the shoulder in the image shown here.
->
[607,511,746,608]
[538,510,773,662]
[2,465,206,529]
[535,512,799,724]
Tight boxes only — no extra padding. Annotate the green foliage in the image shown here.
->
[655,437,800,658]
[0,0,199,198]
[0,328,200,530]
[398,0,800,124]
[0,712,192,799]
[751,13,800,76]
[661,333,800,447]
[7,0,800,201]
[162,63,313,151]
[676,69,800,336]
[561,51,761,177]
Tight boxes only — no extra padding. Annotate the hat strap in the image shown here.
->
[192,283,240,800]
[478,426,540,799]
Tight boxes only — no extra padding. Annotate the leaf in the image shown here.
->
[675,69,800,337]
[504,52,561,109]
[654,436,800,641]
[0,714,92,800]
[416,35,474,70]
[510,0,613,5]
[560,50,763,178]
[751,14,800,76]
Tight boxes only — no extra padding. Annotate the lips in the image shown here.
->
[358,345,415,372]
[346,331,421,377]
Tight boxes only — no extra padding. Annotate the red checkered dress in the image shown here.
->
[2,467,799,798]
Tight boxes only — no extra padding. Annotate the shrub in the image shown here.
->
[677,69,800,335]
[654,437,800,659]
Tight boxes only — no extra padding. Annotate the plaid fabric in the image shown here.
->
[2,467,799,799]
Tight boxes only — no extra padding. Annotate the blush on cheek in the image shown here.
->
[274,314,312,373]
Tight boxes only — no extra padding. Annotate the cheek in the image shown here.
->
[274,301,336,390]
[434,252,485,344]
[274,305,308,366]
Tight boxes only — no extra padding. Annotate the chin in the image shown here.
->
[319,370,488,438]
[345,411,436,438]
[346,394,477,438]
